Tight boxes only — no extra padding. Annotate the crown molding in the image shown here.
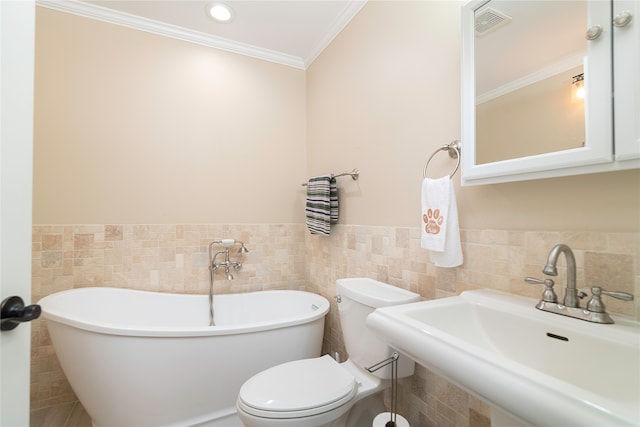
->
[36,0,306,69]
[477,53,585,104]
[304,0,367,68]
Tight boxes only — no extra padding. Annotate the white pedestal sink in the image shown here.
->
[366,290,640,427]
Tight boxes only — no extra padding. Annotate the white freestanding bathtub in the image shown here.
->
[39,287,330,427]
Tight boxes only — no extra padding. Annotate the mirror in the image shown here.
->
[475,1,587,164]
[461,0,614,185]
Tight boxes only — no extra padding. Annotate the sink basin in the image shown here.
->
[367,290,640,427]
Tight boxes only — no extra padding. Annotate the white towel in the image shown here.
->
[421,176,463,268]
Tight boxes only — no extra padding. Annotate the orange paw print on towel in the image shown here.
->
[423,209,444,235]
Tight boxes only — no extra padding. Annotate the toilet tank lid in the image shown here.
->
[336,278,420,308]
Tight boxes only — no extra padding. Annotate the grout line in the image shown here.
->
[62,402,76,427]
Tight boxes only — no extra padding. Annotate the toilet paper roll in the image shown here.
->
[372,412,410,427]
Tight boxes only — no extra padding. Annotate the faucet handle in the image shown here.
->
[524,277,557,303]
[600,288,634,301]
[587,286,634,313]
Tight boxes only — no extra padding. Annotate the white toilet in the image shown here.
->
[236,278,420,427]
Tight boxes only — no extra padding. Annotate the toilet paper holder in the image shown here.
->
[366,352,400,427]
[366,352,399,372]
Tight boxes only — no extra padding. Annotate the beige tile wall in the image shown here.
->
[31,224,307,409]
[31,223,638,427]
[306,225,639,427]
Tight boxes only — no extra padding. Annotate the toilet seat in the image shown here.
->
[238,355,357,419]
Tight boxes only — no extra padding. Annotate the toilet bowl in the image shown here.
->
[236,278,420,427]
[237,355,383,427]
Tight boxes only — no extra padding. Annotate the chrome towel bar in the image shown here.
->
[301,168,359,186]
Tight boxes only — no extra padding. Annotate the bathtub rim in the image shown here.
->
[39,287,330,338]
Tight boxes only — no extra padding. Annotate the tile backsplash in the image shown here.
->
[306,226,638,426]
[31,224,638,426]
[31,224,307,409]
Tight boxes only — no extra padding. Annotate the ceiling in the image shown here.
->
[37,0,586,89]
[37,0,367,69]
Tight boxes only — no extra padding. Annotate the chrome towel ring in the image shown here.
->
[423,140,461,179]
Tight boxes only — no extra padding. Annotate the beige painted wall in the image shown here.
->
[307,0,463,228]
[307,1,640,232]
[34,8,307,224]
[476,66,585,164]
[34,2,639,231]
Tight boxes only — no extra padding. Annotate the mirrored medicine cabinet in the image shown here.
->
[461,0,639,185]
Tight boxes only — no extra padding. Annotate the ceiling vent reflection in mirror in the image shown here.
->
[475,7,512,36]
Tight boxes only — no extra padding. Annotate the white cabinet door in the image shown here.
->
[613,0,640,160]
[461,0,615,185]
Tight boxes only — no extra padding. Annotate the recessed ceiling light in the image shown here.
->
[207,3,234,23]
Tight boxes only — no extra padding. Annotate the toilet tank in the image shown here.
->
[336,278,420,379]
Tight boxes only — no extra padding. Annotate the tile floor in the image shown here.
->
[30,402,91,427]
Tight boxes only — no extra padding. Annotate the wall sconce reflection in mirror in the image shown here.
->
[572,73,585,101]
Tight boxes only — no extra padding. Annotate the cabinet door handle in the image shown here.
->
[585,25,603,40]
[613,10,633,28]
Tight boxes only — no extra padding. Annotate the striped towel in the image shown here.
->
[305,175,339,235]
[330,179,339,224]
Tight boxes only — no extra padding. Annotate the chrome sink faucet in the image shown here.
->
[525,243,634,324]
[541,243,581,308]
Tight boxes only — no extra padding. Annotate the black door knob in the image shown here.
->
[1,296,41,331]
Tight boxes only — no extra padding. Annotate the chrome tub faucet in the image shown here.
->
[207,239,249,326]
[209,239,248,280]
